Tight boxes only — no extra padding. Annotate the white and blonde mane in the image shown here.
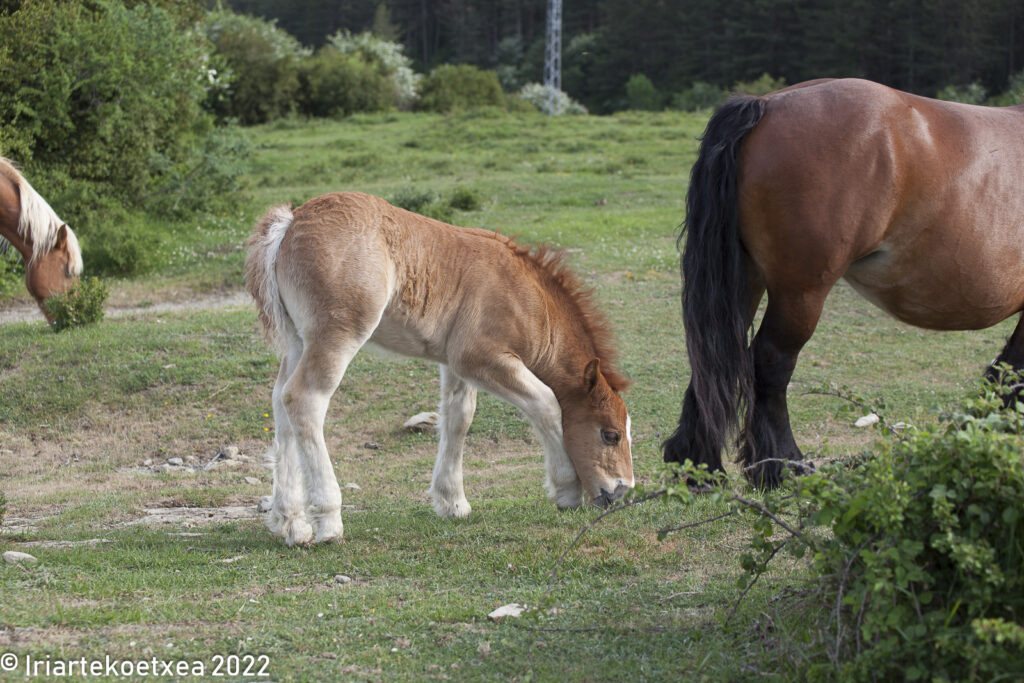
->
[0,157,82,273]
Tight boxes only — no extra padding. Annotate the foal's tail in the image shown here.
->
[663,95,767,470]
[244,204,294,352]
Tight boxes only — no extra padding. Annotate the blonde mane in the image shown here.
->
[511,242,630,392]
[0,157,82,272]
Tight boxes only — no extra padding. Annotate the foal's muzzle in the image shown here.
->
[592,483,630,508]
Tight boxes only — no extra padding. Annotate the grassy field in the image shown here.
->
[0,109,1015,680]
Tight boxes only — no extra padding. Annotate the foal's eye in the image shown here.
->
[601,429,621,446]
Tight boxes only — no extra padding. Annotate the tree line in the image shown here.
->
[225,0,1024,112]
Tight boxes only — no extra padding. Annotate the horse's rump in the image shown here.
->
[740,79,1024,329]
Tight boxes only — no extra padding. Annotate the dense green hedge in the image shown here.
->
[693,376,1024,679]
[0,0,250,276]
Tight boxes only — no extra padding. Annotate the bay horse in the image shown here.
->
[663,78,1024,488]
[0,157,83,320]
[245,191,633,546]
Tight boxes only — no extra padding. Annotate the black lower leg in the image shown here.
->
[985,313,1024,407]
[740,334,805,488]
[663,384,727,482]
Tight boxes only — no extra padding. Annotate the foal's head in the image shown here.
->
[561,359,634,508]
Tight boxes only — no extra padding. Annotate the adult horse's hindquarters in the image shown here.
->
[663,78,1024,487]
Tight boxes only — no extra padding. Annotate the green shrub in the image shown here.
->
[625,74,662,111]
[447,187,483,212]
[44,276,108,331]
[988,70,1024,106]
[517,83,588,115]
[387,187,455,223]
[0,0,249,229]
[416,65,506,113]
[671,82,727,111]
[299,48,396,118]
[326,30,419,109]
[202,9,307,124]
[81,219,163,277]
[733,73,787,96]
[937,81,988,104]
[724,377,1024,679]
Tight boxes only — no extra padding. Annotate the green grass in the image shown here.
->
[0,109,1015,680]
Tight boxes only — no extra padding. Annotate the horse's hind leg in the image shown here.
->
[428,365,478,519]
[281,333,368,545]
[742,288,830,487]
[985,312,1024,402]
[266,336,313,545]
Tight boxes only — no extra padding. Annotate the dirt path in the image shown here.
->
[0,290,251,324]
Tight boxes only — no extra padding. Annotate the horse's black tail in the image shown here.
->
[663,95,767,474]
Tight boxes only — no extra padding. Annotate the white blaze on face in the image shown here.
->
[625,412,635,487]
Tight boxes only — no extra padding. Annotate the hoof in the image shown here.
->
[431,494,471,519]
[267,511,313,547]
[312,512,344,544]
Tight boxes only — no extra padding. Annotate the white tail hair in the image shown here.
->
[244,204,293,352]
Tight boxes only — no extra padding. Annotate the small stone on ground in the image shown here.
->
[3,551,38,565]
[487,603,526,621]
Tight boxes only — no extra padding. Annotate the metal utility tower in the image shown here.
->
[543,0,562,115]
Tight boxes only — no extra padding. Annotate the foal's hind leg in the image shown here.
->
[428,365,478,519]
[741,288,830,487]
[266,338,314,545]
[281,335,367,545]
[985,312,1024,403]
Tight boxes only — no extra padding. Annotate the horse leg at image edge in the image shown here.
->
[985,312,1024,404]
[428,365,478,518]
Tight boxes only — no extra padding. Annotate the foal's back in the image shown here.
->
[277,192,549,364]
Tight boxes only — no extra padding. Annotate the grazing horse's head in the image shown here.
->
[560,358,634,509]
[26,223,81,317]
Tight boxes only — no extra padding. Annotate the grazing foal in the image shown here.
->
[0,157,82,319]
[246,192,633,546]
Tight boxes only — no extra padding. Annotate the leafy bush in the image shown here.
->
[671,82,728,111]
[1,2,225,200]
[718,377,1024,680]
[517,83,588,115]
[299,48,397,118]
[937,81,988,104]
[387,186,489,223]
[0,0,250,234]
[416,65,506,113]
[625,74,662,111]
[326,30,420,109]
[447,187,483,212]
[202,9,308,124]
[733,73,787,96]
[44,276,108,331]
[81,217,163,277]
[988,70,1024,106]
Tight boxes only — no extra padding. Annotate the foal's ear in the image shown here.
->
[583,358,602,394]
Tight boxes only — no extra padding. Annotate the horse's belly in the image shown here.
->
[367,315,447,363]
[844,252,1024,330]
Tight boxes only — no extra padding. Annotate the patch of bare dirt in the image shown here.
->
[0,289,250,325]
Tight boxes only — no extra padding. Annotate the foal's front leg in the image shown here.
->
[429,365,477,518]
[457,354,582,509]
